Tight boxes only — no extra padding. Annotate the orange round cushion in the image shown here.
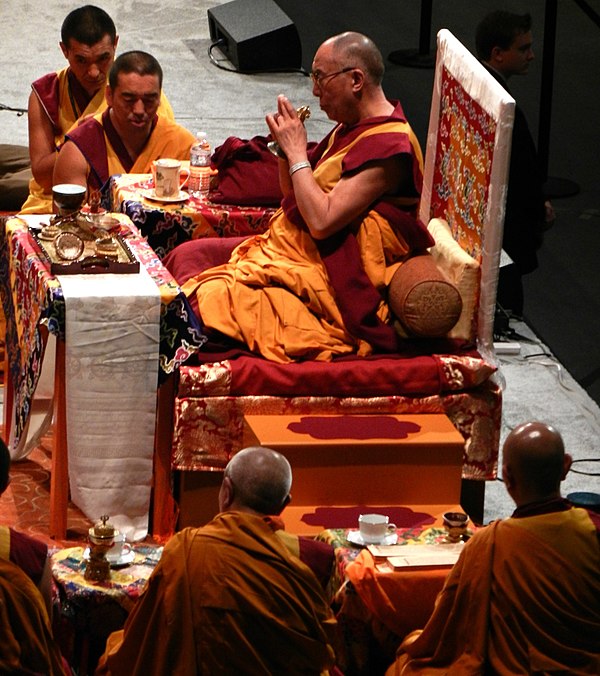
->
[388,254,463,337]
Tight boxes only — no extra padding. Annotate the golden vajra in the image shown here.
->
[268,106,311,158]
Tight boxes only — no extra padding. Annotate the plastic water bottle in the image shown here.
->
[189,131,211,198]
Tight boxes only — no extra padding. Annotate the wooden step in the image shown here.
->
[176,413,465,535]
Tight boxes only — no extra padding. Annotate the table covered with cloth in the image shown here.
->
[51,544,162,674]
[0,214,206,452]
[109,173,276,259]
[0,214,207,537]
[317,526,462,675]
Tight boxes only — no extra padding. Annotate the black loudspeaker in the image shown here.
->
[208,0,302,72]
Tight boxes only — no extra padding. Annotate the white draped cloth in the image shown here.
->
[58,270,161,541]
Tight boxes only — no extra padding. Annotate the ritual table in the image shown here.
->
[109,173,276,258]
[318,524,466,675]
[0,214,206,539]
[51,543,162,675]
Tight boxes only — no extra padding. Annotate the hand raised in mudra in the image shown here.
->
[267,104,311,158]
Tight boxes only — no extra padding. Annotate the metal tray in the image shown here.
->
[32,230,140,275]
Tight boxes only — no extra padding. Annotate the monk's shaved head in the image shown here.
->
[326,31,385,85]
[502,421,571,504]
[221,446,292,515]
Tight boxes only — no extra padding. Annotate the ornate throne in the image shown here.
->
[151,30,515,536]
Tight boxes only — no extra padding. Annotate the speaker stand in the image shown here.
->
[388,0,435,69]
[538,0,580,199]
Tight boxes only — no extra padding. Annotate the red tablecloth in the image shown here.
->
[109,173,276,259]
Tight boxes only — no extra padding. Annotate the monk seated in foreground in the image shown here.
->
[1,438,53,617]
[95,446,338,675]
[386,421,600,675]
[166,31,434,363]
[1,439,69,674]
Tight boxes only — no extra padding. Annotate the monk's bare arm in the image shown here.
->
[267,94,408,239]
[266,95,305,198]
[28,90,60,192]
[53,141,88,190]
[289,158,405,239]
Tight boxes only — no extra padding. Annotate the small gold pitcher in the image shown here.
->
[84,514,115,582]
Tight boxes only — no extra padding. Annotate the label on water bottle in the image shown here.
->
[190,131,212,197]
[199,167,211,194]
[189,165,203,194]
[189,166,212,197]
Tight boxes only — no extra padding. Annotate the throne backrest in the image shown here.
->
[420,29,515,357]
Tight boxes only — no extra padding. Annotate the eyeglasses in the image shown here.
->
[310,66,356,87]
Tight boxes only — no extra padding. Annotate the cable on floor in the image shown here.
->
[0,102,27,116]
[207,40,306,76]
[569,458,600,477]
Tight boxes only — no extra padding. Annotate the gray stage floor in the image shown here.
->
[1,0,599,522]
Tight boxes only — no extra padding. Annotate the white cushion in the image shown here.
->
[427,218,480,342]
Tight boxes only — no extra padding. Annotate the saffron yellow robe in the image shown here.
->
[65,109,195,191]
[20,66,174,214]
[182,103,429,363]
[0,557,67,675]
[96,512,338,675]
[387,505,600,675]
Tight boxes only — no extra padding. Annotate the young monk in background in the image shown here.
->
[53,51,194,193]
[21,4,173,214]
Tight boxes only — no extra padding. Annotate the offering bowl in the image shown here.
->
[52,183,87,216]
[443,511,469,543]
[85,514,115,582]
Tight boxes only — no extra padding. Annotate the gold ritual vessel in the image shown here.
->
[84,514,116,582]
[268,106,311,158]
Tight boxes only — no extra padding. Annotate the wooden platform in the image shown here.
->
[177,413,465,535]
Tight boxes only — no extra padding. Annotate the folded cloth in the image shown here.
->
[209,135,317,206]
[209,135,283,206]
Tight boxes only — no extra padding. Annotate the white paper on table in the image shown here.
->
[376,543,464,569]
[58,267,161,541]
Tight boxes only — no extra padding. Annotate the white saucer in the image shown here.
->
[83,546,135,567]
[140,188,189,203]
[346,530,398,547]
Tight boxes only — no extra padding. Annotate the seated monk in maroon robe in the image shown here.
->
[167,32,433,363]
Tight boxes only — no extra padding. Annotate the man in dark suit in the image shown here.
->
[476,10,554,317]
